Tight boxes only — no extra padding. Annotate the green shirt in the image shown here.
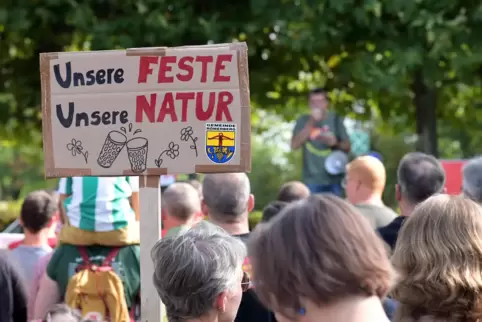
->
[46,244,140,308]
[58,177,138,232]
[293,112,349,185]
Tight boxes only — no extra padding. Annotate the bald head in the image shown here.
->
[347,156,386,191]
[277,181,310,203]
[202,173,251,223]
[162,183,201,221]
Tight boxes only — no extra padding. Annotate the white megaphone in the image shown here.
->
[324,150,349,175]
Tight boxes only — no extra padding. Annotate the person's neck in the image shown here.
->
[355,194,384,207]
[22,230,49,247]
[164,218,192,231]
[209,215,250,236]
[307,295,389,322]
[400,203,415,217]
[186,312,219,322]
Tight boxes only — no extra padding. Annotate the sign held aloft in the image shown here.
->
[40,43,251,178]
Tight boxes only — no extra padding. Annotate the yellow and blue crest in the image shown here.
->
[205,123,236,164]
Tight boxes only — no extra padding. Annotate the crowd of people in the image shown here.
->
[1,151,482,321]
[1,89,481,322]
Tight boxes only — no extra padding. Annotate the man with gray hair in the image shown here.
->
[462,156,482,203]
[202,173,254,236]
[377,152,446,250]
[151,221,247,322]
[202,173,274,322]
[161,183,203,238]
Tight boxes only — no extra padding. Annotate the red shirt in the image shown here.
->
[8,237,58,250]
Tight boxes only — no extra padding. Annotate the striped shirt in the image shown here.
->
[58,177,138,232]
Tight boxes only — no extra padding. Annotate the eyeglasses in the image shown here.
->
[241,271,251,292]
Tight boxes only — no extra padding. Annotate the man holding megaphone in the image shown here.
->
[291,88,351,196]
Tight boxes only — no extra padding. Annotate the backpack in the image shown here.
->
[65,247,131,322]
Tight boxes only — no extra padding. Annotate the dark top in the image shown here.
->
[377,216,407,250]
[234,233,275,322]
[0,250,28,322]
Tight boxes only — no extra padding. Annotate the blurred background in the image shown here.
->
[1,0,481,229]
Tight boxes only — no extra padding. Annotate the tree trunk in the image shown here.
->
[412,70,438,157]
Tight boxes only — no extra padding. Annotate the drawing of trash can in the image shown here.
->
[126,137,148,173]
[97,130,127,168]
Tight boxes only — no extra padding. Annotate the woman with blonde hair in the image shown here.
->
[392,194,482,322]
[248,194,395,322]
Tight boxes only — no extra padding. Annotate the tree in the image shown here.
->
[249,0,482,156]
[0,0,303,139]
[3,0,482,154]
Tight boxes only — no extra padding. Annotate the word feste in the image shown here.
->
[136,91,234,123]
[138,54,233,84]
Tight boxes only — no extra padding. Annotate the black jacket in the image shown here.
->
[234,233,275,322]
[0,250,28,322]
[377,216,407,250]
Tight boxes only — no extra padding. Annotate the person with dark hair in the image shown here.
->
[0,250,28,322]
[202,173,274,322]
[276,181,310,203]
[290,88,351,196]
[262,201,289,223]
[10,190,58,290]
[462,156,482,203]
[248,194,394,322]
[377,152,446,250]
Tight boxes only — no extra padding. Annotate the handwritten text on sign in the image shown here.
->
[40,43,251,178]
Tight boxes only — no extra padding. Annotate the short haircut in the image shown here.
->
[346,155,386,193]
[187,180,203,199]
[397,152,445,205]
[277,181,310,203]
[20,190,58,233]
[262,201,289,222]
[202,173,250,223]
[462,156,482,203]
[392,195,482,321]
[248,194,394,319]
[162,183,201,221]
[151,221,246,321]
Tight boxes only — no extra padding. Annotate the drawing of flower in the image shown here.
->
[166,142,180,159]
[66,138,89,164]
[67,139,83,156]
[180,126,194,141]
[154,141,180,168]
[180,126,198,157]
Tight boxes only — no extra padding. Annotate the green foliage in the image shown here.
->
[0,200,22,231]
[248,121,301,210]
[0,140,58,200]
[3,0,482,154]
[248,211,262,230]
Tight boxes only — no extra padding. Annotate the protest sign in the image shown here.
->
[40,43,251,322]
[40,43,251,178]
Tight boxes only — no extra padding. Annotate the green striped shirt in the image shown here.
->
[58,177,138,232]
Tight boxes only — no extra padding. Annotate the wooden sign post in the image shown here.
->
[40,43,251,322]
